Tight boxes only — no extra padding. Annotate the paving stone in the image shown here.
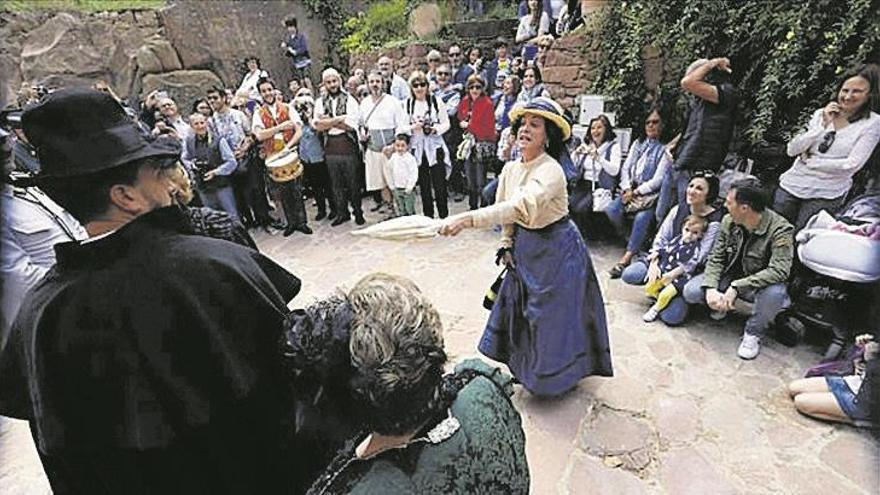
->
[520,389,594,444]
[580,407,655,472]
[701,393,766,448]
[654,396,700,444]
[777,464,852,495]
[647,339,676,362]
[819,429,880,493]
[592,374,652,412]
[659,447,739,495]
[526,429,574,495]
[568,453,646,495]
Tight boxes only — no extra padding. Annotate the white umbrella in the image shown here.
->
[350,215,443,241]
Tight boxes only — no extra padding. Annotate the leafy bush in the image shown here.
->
[589,0,880,146]
[341,0,411,54]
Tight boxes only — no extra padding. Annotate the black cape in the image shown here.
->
[0,206,303,494]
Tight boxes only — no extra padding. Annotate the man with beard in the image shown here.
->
[207,86,276,231]
[0,88,304,493]
[313,68,363,226]
[252,78,312,236]
[359,70,408,218]
[377,56,411,102]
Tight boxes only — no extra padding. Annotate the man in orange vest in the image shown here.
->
[252,77,312,236]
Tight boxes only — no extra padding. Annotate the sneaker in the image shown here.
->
[709,310,728,321]
[737,333,761,360]
[642,306,660,322]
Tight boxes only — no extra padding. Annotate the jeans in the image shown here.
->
[621,260,695,325]
[605,197,655,253]
[656,168,690,224]
[418,158,448,218]
[198,185,240,223]
[303,160,334,215]
[465,155,488,210]
[772,187,845,232]
[685,273,790,337]
[482,178,499,206]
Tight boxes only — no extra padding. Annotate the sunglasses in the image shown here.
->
[412,82,428,88]
[818,130,836,153]
[449,52,462,57]
[468,85,483,90]
[437,72,450,76]
[160,103,174,108]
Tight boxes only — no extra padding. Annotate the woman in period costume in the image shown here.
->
[440,97,613,397]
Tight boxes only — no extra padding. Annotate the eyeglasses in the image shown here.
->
[818,130,836,153]
[449,52,462,57]
[412,82,428,88]
[468,85,483,90]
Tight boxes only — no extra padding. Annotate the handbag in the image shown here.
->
[483,267,508,310]
[457,133,475,162]
[624,191,659,213]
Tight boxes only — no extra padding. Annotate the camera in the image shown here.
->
[422,117,435,135]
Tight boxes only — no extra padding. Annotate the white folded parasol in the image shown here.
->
[350,215,444,240]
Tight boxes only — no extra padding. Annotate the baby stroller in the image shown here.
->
[779,192,880,360]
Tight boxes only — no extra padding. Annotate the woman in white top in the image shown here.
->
[568,114,622,219]
[237,56,269,113]
[516,0,551,61]
[516,66,550,105]
[402,71,452,219]
[774,64,880,231]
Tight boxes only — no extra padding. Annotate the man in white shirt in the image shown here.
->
[251,78,312,236]
[359,70,408,217]
[153,97,190,141]
[377,56,411,102]
[314,67,364,226]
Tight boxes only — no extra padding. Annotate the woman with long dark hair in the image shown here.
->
[515,0,550,61]
[440,97,613,397]
[516,65,549,105]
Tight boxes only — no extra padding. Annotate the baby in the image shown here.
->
[643,215,708,322]
[388,134,419,216]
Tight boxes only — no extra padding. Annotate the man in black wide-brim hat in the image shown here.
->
[0,88,306,494]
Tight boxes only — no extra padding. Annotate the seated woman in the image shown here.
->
[515,0,551,62]
[620,171,724,324]
[569,114,622,227]
[606,105,675,278]
[788,333,878,428]
[283,273,529,494]
[516,65,550,105]
[774,63,880,231]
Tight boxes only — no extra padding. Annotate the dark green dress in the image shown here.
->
[307,359,530,494]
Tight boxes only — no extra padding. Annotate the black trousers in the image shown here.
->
[303,160,334,215]
[270,177,307,227]
[418,155,448,218]
[326,153,362,219]
[243,154,273,225]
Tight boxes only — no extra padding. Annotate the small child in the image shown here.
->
[388,134,419,216]
[643,215,708,322]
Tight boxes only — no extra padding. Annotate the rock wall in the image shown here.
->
[0,1,330,111]
[541,27,602,114]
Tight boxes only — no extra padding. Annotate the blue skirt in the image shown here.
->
[479,218,613,396]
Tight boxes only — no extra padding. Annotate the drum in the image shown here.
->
[265,147,303,183]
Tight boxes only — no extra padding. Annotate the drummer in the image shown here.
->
[252,77,312,236]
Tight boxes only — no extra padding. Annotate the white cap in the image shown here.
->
[322,68,341,81]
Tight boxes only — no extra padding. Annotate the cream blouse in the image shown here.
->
[456,152,569,248]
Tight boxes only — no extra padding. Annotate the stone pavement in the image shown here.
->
[1,199,877,494]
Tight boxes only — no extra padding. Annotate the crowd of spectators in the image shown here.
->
[3,13,880,493]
